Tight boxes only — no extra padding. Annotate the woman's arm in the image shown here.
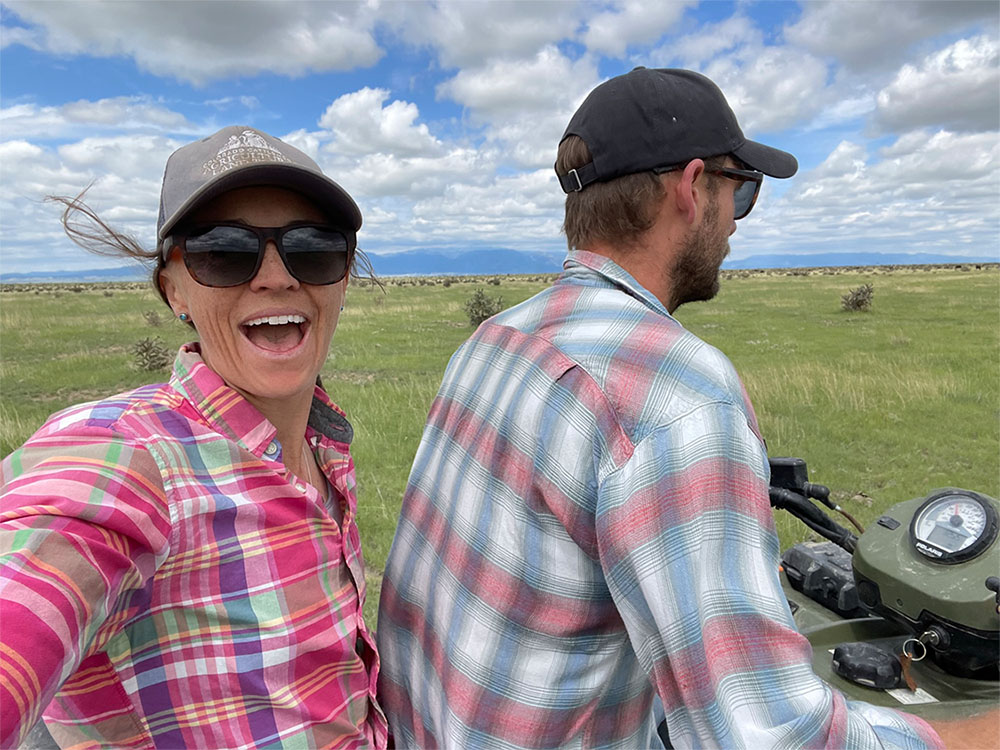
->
[1,429,171,747]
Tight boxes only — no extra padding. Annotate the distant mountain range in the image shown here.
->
[1,249,996,284]
[367,248,566,276]
[721,252,998,270]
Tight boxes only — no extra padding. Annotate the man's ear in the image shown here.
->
[673,159,706,225]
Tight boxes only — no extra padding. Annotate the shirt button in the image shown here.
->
[264,440,280,457]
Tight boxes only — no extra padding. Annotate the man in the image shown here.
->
[377,68,990,748]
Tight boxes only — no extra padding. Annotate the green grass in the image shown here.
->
[2,268,998,626]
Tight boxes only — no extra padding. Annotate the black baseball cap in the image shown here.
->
[157,126,361,255]
[557,67,797,193]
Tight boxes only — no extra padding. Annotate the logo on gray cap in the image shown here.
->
[202,130,291,177]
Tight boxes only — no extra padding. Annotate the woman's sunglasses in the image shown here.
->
[164,222,355,287]
[654,162,763,220]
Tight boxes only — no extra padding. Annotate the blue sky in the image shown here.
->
[1,0,998,276]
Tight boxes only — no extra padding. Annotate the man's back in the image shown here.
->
[377,252,791,748]
[378,65,949,750]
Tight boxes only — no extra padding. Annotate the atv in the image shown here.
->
[772,457,998,723]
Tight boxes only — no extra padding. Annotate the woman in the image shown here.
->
[0,127,386,749]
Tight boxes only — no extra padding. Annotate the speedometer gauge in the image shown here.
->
[910,489,998,564]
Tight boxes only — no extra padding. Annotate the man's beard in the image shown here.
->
[669,195,729,310]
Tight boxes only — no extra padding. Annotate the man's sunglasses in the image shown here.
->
[163,222,355,287]
[654,163,763,220]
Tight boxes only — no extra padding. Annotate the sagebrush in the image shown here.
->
[464,288,505,326]
[841,283,874,311]
[132,337,171,370]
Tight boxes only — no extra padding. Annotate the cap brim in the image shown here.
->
[158,163,362,240]
[732,139,798,179]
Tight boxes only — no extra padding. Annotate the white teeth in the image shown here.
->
[244,314,306,327]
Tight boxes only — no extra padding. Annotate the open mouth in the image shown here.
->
[240,314,308,352]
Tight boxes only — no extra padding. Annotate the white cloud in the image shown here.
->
[439,46,596,120]
[57,135,179,181]
[783,0,995,73]
[3,0,383,85]
[804,130,1000,205]
[582,0,693,57]
[0,139,44,164]
[319,88,444,157]
[436,46,599,168]
[646,15,833,135]
[0,135,167,273]
[482,112,574,170]
[331,148,488,201]
[0,135,170,204]
[736,129,1000,260]
[204,96,261,111]
[0,96,194,139]
[877,130,998,190]
[664,15,761,66]
[703,46,830,134]
[875,36,1000,133]
[279,129,326,163]
[0,22,43,50]
[384,0,583,68]
[365,169,564,251]
[802,94,876,132]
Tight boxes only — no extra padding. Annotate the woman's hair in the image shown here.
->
[46,188,383,314]
[47,189,167,299]
[555,136,726,252]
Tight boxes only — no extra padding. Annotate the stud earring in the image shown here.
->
[178,313,190,322]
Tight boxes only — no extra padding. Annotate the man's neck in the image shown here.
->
[584,233,682,313]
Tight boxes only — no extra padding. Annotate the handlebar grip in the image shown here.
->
[769,487,858,553]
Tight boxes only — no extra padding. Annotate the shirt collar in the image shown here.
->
[562,249,674,319]
[169,343,353,460]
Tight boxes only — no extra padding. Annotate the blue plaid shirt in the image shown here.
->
[377,251,940,750]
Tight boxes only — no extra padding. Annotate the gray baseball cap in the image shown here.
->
[157,126,361,253]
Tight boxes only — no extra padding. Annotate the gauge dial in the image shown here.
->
[911,490,998,563]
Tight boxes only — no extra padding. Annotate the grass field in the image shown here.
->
[2,266,998,625]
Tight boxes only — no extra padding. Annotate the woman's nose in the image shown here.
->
[249,242,298,290]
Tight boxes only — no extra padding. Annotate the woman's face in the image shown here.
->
[159,185,347,408]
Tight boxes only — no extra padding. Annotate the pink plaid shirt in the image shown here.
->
[1,344,387,749]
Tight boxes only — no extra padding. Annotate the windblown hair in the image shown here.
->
[555,136,726,252]
[47,188,167,299]
[45,188,383,314]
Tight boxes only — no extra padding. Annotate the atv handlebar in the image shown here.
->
[769,486,858,553]
[768,457,858,553]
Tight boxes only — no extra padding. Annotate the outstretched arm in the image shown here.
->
[1,430,170,747]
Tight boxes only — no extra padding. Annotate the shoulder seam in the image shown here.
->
[484,319,636,465]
